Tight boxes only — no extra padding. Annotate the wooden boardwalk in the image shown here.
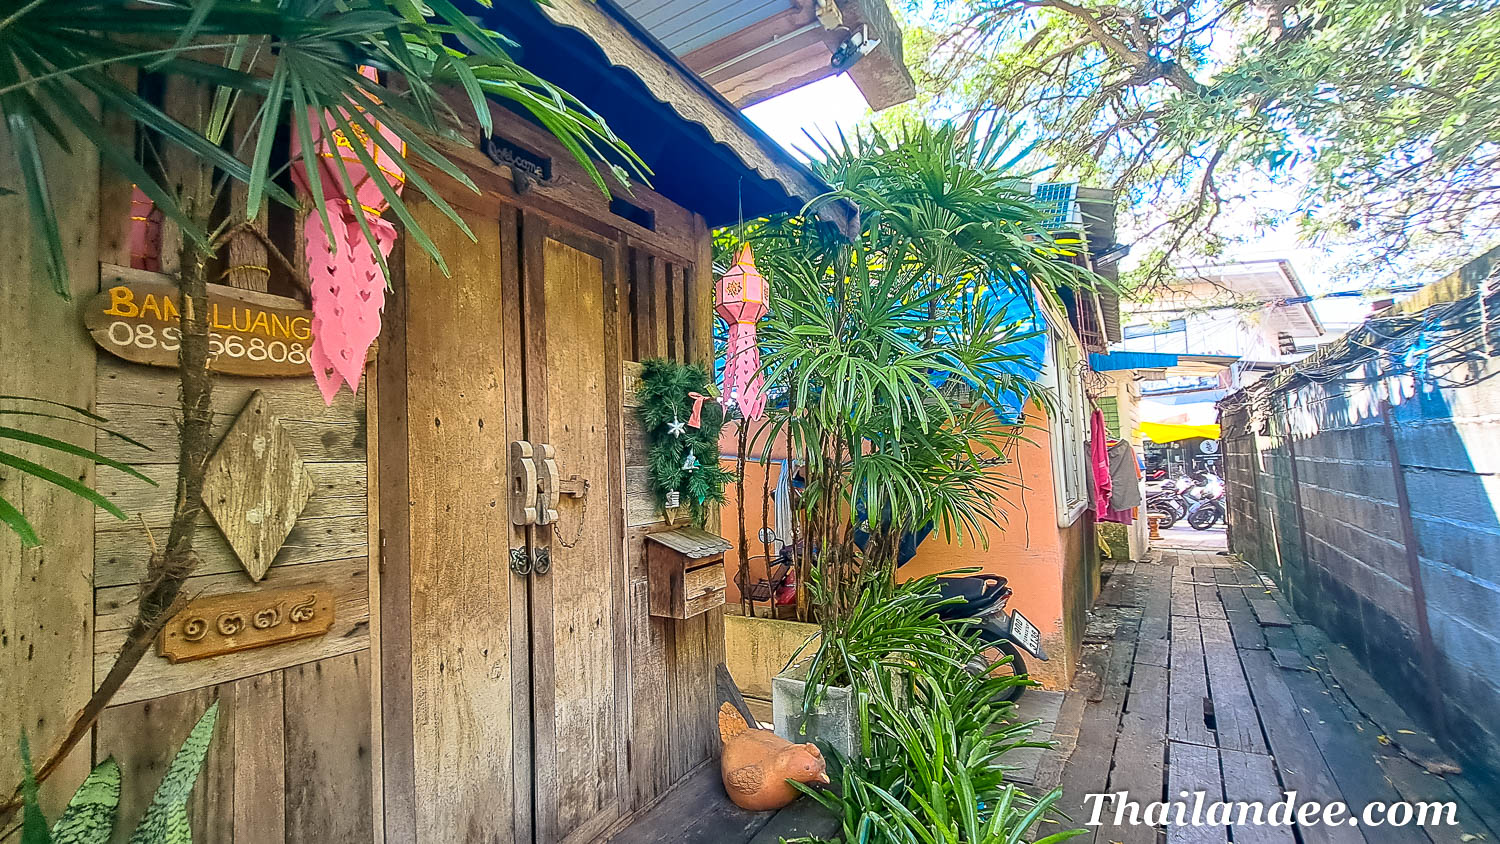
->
[1034,542,1500,844]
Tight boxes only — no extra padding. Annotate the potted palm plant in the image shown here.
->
[736,122,1101,754]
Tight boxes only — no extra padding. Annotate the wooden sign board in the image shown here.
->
[157,585,335,664]
[83,267,373,377]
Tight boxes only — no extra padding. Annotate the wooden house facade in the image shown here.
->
[0,2,847,842]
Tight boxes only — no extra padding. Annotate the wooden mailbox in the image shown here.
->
[646,527,732,619]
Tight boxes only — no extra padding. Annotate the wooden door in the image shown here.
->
[523,220,627,844]
[382,198,533,844]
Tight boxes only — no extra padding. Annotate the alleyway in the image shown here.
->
[1026,536,1500,844]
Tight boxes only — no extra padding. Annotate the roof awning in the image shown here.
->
[491,0,858,233]
[1140,421,1221,443]
[1091,352,1238,377]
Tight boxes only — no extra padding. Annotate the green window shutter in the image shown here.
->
[1097,396,1120,438]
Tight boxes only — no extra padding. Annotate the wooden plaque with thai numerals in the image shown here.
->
[156,585,335,664]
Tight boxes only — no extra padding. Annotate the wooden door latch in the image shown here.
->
[509,441,586,527]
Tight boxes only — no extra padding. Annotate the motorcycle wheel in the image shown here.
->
[1148,501,1179,529]
[973,627,1028,704]
[1188,505,1220,530]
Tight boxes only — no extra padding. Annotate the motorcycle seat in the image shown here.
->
[934,575,1010,619]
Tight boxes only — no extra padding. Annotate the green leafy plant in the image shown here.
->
[0,395,155,547]
[635,358,735,527]
[739,121,1099,626]
[797,668,1078,844]
[796,572,968,694]
[778,568,1080,844]
[0,0,647,296]
[18,702,219,844]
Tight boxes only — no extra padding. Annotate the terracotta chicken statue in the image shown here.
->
[718,702,830,811]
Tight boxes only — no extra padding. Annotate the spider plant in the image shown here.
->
[0,0,647,297]
[796,668,1081,844]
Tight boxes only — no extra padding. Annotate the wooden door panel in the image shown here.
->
[399,199,528,844]
[526,226,624,844]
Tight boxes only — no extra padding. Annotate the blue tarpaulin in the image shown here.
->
[932,283,1048,423]
[1090,350,1181,371]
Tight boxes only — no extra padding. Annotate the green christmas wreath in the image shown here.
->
[636,358,735,527]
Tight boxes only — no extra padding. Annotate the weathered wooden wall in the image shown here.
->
[5,65,730,843]
[618,238,727,813]
[0,94,102,832]
[2,75,377,843]
[90,353,375,844]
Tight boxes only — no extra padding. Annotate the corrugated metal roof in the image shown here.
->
[616,0,793,54]
[485,0,855,231]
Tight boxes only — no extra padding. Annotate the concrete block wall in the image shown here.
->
[1222,357,1500,788]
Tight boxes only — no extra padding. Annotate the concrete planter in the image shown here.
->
[771,658,857,759]
[724,614,820,723]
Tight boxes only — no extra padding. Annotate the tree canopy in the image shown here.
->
[893,0,1500,288]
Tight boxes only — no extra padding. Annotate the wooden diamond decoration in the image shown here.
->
[202,391,315,581]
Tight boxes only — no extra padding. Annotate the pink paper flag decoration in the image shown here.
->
[715,245,769,419]
[290,66,406,405]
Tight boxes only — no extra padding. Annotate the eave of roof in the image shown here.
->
[491,0,857,233]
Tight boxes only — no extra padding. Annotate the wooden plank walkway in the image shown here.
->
[1035,542,1499,844]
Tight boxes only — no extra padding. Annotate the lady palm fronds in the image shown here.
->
[737,120,1102,624]
[0,395,155,547]
[0,0,647,295]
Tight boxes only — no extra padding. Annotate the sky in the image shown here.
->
[743,74,1404,339]
[743,74,870,163]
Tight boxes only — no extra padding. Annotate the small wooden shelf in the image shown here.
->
[646,527,732,619]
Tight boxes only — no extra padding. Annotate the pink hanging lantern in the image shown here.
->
[290,66,406,405]
[715,244,769,419]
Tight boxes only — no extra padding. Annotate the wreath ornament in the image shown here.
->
[636,359,734,527]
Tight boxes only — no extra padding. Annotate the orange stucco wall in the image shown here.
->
[897,404,1086,688]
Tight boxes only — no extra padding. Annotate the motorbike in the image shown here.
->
[930,571,1043,702]
[860,519,1047,703]
[1144,474,1195,528]
[1146,487,1186,528]
[1183,473,1226,530]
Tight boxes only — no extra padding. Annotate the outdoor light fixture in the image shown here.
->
[831,25,878,72]
[1093,242,1132,267]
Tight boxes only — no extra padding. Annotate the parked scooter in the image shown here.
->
[1145,473,1195,528]
[860,520,1048,703]
[1146,487,1187,528]
[1183,472,1225,530]
[930,572,1043,702]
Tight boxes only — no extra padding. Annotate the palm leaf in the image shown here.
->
[0,396,154,547]
[17,732,52,844]
[0,0,645,294]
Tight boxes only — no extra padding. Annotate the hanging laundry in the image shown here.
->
[1089,408,1113,514]
[1107,440,1143,510]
